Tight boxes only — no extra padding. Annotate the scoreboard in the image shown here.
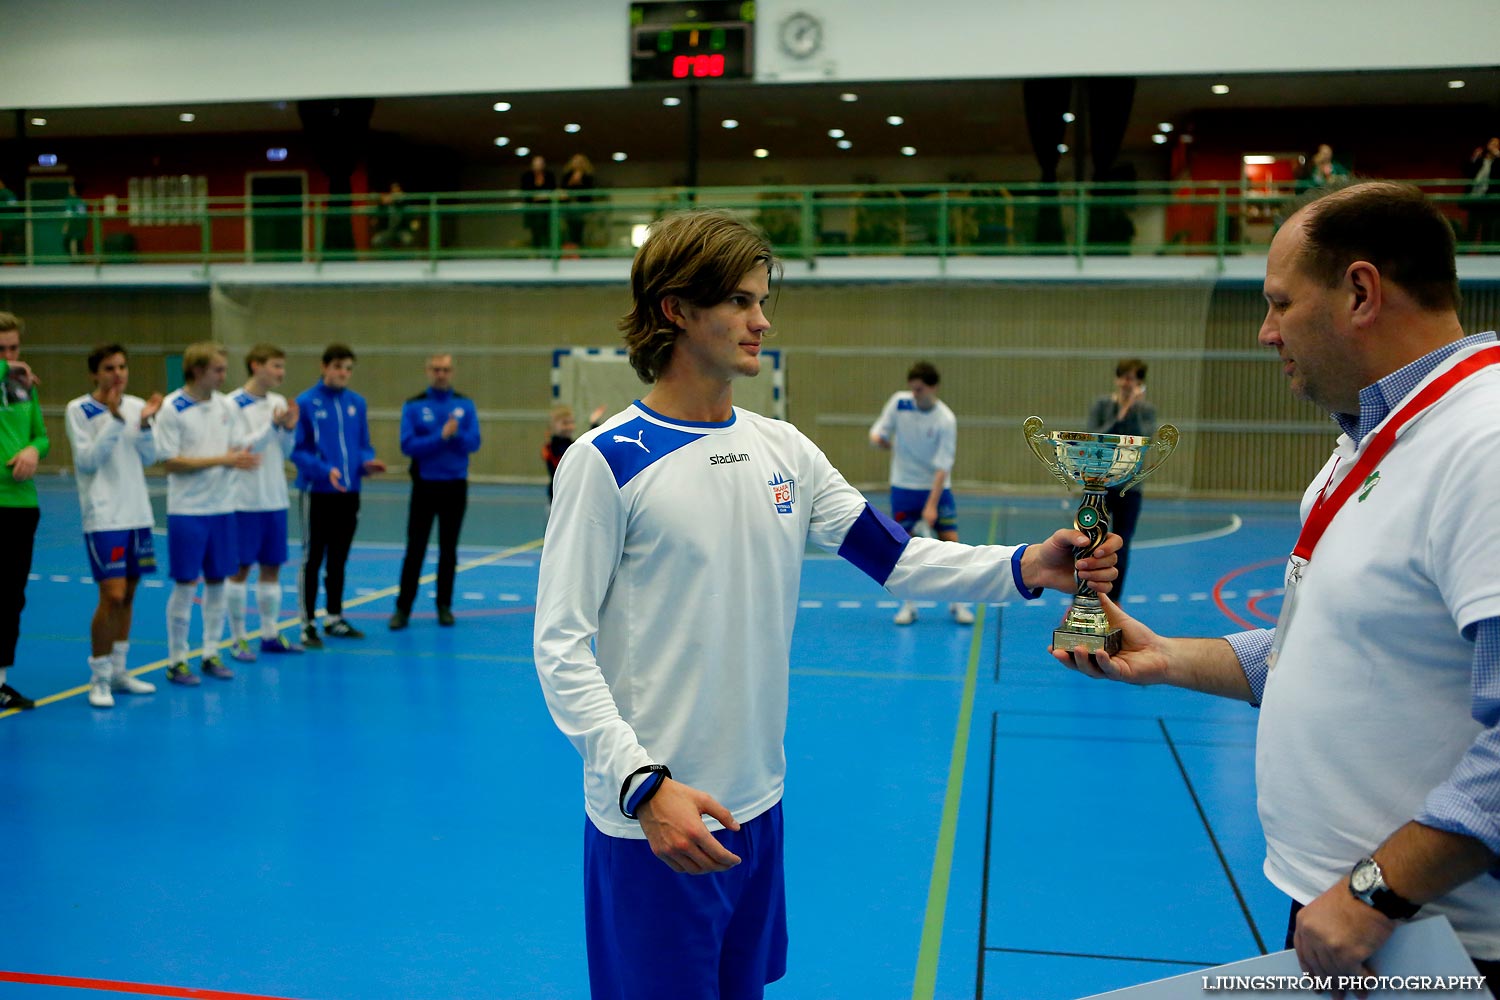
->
[629,1,755,83]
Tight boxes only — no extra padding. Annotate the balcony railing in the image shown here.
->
[1,179,1494,270]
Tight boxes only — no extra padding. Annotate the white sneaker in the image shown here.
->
[950,602,975,625]
[893,602,918,626]
[88,677,115,709]
[112,669,156,695]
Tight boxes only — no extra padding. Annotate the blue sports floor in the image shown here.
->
[1,479,1299,1000]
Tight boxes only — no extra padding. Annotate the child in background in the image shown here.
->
[543,404,605,506]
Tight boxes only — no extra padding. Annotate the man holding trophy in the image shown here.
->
[1052,181,1500,994]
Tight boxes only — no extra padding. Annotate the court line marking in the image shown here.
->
[0,539,544,719]
[0,969,300,999]
[912,507,998,999]
[981,945,1225,968]
[1133,514,1243,550]
[1213,557,1286,631]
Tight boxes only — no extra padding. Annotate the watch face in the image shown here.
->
[1350,860,1378,894]
[779,12,823,59]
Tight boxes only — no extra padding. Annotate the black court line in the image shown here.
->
[996,706,1258,729]
[976,711,998,999]
[1157,717,1268,955]
[982,946,1224,968]
[994,730,1256,751]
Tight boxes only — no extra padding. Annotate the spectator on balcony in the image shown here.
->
[1466,136,1499,245]
[62,183,88,259]
[1295,144,1349,192]
[520,155,557,251]
[370,181,419,252]
[560,154,597,248]
[0,178,19,261]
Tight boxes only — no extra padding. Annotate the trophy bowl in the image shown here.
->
[1023,416,1179,655]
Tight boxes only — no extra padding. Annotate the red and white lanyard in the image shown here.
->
[1266,345,1500,670]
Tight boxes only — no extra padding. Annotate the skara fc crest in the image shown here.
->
[768,472,795,514]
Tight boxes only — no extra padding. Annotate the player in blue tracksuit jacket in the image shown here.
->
[289,343,386,646]
[389,353,481,630]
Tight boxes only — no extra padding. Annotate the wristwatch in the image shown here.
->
[1348,856,1421,919]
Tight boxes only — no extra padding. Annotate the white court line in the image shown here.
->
[1134,513,1244,549]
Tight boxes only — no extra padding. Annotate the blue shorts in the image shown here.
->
[890,486,957,534]
[584,802,787,1000]
[236,508,289,567]
[167,512,239,583]
[85,528,157,582]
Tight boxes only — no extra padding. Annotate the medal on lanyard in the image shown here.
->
[1264,344,1500,673]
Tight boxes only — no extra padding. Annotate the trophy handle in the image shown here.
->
[1023,415,1072,488]
[1118,423,1179,496]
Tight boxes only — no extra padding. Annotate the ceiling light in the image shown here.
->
[836,139,852,149]
[840,92,858,102]
[721,119,739,129]
[663,97,681,107]
[1062,112,1076,124]
[1243,155,1277,165]
[1211,84,1229,95]
[900,146,916,156]
[828,128,844,139]
[612,152,627,162]
[1057,143,1069,154]
[631,224,650,248]
[37,154,57,167]
[564,123,581,134]
[493,102,512,112]
[1158,122,1174,132]
[885,115,904,126]
[1152,134,1168,145]
[754,148,769,158]
[178,112,196,123]
[1448,80,1466,89]
[266,148,288,162]
[516,146,531,157]
[494,136,510,147]
[29,117,46,127]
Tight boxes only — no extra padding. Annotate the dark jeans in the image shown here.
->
[300,491,361,621]
[1286,901,1497,997]
[396,479,468,613]
[0,505,40,667]
[1103,485,1143,599]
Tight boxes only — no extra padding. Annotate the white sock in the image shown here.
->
[111,640,130,677]
[0,667,9,687]
[201,583,226,659]
[88,654,114,682]
[167,583,197,662]
[257,581,283,641]
[225,580,249,642]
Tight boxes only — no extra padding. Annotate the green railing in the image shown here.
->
[2,179,1495,270]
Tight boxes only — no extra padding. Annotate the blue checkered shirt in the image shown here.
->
[1227,331,1500,865]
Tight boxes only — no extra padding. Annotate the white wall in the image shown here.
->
[4,0,1497,110]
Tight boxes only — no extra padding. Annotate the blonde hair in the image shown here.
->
[183,341,226,380]
[617,210,776,384]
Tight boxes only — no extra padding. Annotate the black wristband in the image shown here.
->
[620,763,672,819]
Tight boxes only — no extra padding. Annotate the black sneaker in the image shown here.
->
[0,683,35,711]
[437,606,456,627]
[323,618,365,640]
[301,624,324,649]
[388,610,409,631]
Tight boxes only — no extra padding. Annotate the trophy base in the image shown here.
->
[1053,626,1122,656]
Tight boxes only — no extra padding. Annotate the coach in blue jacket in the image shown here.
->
[389,353,481,630]
[290,343,386,647]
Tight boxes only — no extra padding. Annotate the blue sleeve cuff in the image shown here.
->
[624,771,665,816]
[1010,545,1043,600]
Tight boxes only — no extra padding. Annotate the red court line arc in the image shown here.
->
[0,970,301,1000]
[1246,590,1284,626]
[1213,557,1286,631]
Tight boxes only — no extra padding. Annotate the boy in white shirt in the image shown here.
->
[64,344,163,708]
[224,344,301,660]
[153,342,263,686]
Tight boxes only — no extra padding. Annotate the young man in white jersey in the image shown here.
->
[533,210,1120,1000]
[869,360,973,626]
[224,344,302,660]
[1054,182,1500,993]
[65,344,164,708]
[154,342,263,686]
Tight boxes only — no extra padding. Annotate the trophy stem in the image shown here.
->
[1055,488,1122,655]
[1071,489,1110,599]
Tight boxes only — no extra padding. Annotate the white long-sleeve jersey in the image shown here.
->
[227,387,294,512]
[870,391,958,489]
[64,393,157,533]
[154,388,256,516]
[534,402,1036,839]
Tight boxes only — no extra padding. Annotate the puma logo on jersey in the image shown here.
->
[613,430,650,453]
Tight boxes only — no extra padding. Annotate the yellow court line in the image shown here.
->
[0,538,545,718]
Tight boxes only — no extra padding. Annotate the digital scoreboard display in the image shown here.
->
[629,1,754,83]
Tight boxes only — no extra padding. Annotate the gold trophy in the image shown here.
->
[1023,416,1179,654]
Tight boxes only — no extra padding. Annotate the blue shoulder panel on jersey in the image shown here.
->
[592,417,706,489]
[80,399,106,419]
[837,503,911,586]
[232,391,256,408]
[171,394,196,412]
[897,398,915,411]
